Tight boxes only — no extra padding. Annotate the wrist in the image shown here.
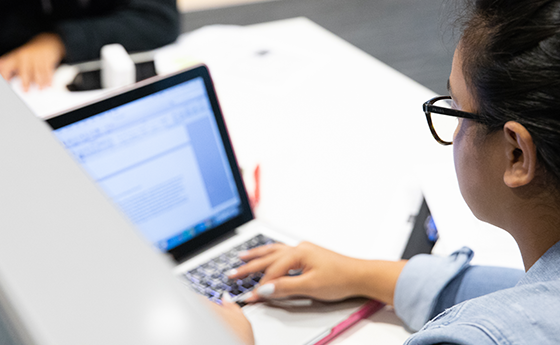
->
[34,33,66,61]
[350,259,408,305]
[48,33,66,61]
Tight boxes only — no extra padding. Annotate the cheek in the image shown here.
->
[453,118,463,140]
[453,121,482,217]
[452,123,502,223]
[453,119,469,180]
[453,124,469,198]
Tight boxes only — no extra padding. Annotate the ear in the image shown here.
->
[503,121,537,188]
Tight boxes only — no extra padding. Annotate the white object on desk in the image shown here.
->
[101,44,136,89]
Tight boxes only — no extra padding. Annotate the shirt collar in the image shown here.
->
[518,240,560,286]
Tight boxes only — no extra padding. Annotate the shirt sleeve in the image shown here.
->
[394,248,525,332]
[429,264,524,320]
[55,0,179,63]
[393,247,474,332]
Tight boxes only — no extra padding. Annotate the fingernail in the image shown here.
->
[238,250,249,257]
[226,269,237,277]
[288,269,302,276]
[222,292,233,303]
[256,283,275,297]
[236,292,253,302]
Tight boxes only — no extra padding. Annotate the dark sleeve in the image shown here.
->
[55,0,179,63]
[429,265,524,319]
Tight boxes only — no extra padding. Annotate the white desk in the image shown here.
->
[15,17,522,344]
[203,18,521,269]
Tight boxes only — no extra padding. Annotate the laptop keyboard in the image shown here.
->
[182,234,276,305]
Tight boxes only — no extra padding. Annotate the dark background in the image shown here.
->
[180,0,458,95]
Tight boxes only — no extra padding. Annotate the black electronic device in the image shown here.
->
[401,197,438,260]
[47,65,253,262]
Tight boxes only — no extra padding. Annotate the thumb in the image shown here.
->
[0,60,16,81]
[221,292,240,309]
[255,275,312,299]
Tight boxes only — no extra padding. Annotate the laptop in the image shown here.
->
[45,65,366,345]
[0,75,243,345]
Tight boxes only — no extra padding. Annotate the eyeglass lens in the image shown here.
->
[431,98,459,143]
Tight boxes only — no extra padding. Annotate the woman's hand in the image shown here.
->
[0,33,66,91]
[208,295,255,345]
[229,241,407,305]
[229,242,367,302]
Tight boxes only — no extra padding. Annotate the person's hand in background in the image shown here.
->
[0,33,65,91]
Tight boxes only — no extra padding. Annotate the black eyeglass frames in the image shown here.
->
[422,95,479,145]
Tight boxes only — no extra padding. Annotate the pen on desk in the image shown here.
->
[309,300,385,345]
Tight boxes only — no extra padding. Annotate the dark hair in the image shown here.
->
[459,0,560,184]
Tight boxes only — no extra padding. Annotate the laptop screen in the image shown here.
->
[47,66,252,259]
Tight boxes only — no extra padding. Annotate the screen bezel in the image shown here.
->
[46,65,254,262]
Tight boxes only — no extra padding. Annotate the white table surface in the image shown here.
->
[14,16,523,345]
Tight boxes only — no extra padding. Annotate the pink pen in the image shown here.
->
[311,300,385,345]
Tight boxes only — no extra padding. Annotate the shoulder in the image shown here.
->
[405,280,560,345]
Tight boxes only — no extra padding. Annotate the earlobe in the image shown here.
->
[503,121,537,188]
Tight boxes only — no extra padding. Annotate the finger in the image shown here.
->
[34,61,52,89]
[19,60,32,92]
[232,245,302,280]
[239,243,284,261]
[0,67,15,81]
[0,59,17,81]
[258,253,303,286]
[255,274,313,299]
[33,62,46,89]
[228,253,281,279]
[221,292,239,309]
[43,63,55,87]
[238,289,267,303]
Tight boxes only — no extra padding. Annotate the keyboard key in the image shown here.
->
[219,284,232,292]
[231,287,243,296]
[242,281,255,289]
[182,234,277,302]
[187,276,200,285]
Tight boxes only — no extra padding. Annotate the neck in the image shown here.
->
[504,206,560,271]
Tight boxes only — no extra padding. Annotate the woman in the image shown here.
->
[0,0,179,91]
[218,0,560,343]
